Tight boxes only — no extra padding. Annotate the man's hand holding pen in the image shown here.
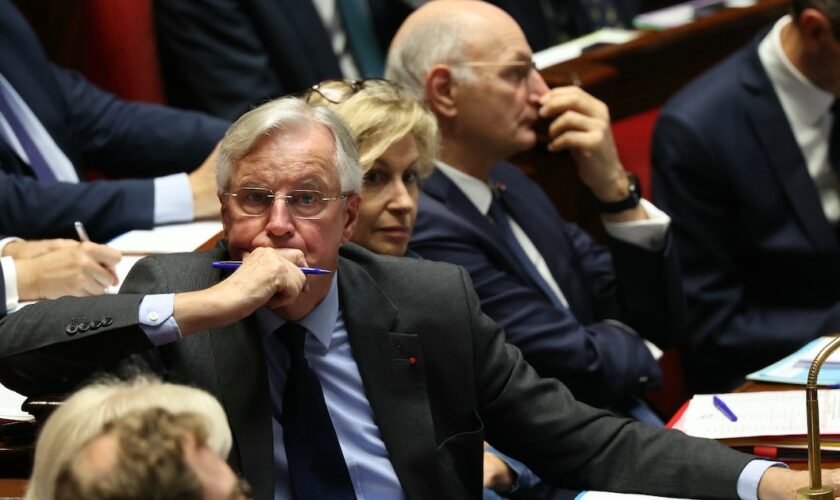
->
[173,247,311,336]
[10,240,121,300]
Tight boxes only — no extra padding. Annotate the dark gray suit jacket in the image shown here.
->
[0,243,752,499]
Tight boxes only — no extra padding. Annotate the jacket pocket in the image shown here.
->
[436,411,485,498]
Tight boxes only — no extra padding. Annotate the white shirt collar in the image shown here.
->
[435,160,495,215]
[758,15,835,127]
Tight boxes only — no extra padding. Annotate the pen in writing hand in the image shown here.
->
[74,221,90,242]
[211,261,334,275]
[712,395,738,422]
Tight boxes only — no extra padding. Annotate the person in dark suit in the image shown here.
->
[652,0,840,393]
[0,0,229,242]
[0,95,827,499]
[305,78,555,498]
[154,0,416,120]
[387,0,682,421]
[0,235,120,316]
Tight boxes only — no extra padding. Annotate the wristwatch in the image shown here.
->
[595,173,641,214]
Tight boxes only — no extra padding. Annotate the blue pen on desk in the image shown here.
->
[211,260,334,275]
[713,395,738,422]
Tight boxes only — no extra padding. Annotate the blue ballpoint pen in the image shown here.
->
[712,395,738,422]
[211,260,334,275]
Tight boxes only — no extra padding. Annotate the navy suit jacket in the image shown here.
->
[411,163,685,408]
[652,33,840,392]
[0,0,228,242]
[154,0,414,120]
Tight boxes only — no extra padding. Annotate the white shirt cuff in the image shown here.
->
[602,198,671,251]
[1,256,19,313]
[139,293,182,346]
[0,236,24,257]
[737,459,787,500]
[154,173,194,225]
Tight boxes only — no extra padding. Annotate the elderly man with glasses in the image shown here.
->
[1,94,839,499]
[387,0,682,426]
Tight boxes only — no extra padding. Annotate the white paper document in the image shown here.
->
[682,391,840,439]
[0,382,32,421]
[106,255,144,293]
[107,221,222,254]
[533,28,640,69]
[577,492,692,500]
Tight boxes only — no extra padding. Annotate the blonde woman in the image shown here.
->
[26,376,234,500]
[305,79,437,257]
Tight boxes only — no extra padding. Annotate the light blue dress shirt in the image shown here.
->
[139,286,782,499]
[0,72,193,227]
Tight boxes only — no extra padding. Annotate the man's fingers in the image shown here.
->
[539,87,608,120]
[80,241,122,267]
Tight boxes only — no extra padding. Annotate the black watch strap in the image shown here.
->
[595,173,642,214]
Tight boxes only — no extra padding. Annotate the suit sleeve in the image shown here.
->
[411,203,663,408]
[0,169,155,241]
[0,256,177,395]
[153,0,283,120]
[652,110,836,388]
[465,265,753,497]
[53,65,229,178]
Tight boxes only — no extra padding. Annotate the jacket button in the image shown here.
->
[65,324,78,336]
[90,320,102,329]
[102,317,113,326]
[78,322,90,332]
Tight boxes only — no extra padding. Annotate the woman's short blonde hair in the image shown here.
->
[306,79,439,178]
[26,376,232,500]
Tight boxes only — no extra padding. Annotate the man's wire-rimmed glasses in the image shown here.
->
[453,58,538,71]
[222,187,348,219]
[304,78,398,105]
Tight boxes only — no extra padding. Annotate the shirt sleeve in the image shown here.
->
[602,198,671,251]
[0,256,19,313]
[139,293,182,345]
[737,459,787,500]
[153,173,195,225]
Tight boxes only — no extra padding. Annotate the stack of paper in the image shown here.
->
[0,383,32,421]
[672,391,840,461]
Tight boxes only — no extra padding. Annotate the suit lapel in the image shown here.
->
[209,317,276,500]
[741,49,838,252]
[423,171,542,288]
[337,256,442,499]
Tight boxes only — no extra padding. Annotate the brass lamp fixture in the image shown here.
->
[797,336,840,500]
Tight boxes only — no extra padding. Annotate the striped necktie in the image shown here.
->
[0,80,56,182]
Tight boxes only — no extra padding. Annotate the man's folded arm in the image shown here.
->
[0,169,154,241]
[53,65,229,178]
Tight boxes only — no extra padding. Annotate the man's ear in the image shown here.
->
[425,64,458,119]
[341,194,361,243]
[798,8,834,52]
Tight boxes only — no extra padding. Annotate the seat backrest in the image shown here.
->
[81,0,165,103]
